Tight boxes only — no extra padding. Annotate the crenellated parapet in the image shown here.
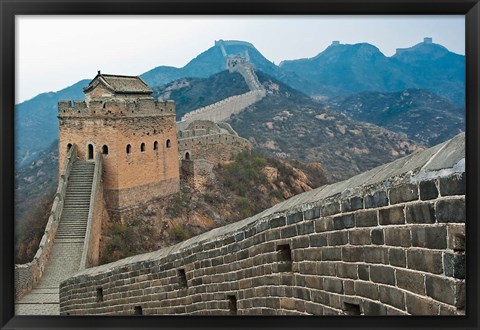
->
[58,99,175,118]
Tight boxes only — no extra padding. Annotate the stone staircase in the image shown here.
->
[15,160,95,315]
[55,161,95,239]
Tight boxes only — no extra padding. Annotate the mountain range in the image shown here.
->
[328,88,464,147]
[15,38,464,168]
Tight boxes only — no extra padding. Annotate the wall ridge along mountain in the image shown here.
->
[60,133,465,316]
[178,55,266,129]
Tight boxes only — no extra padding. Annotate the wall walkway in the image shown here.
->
[15,148,104,315]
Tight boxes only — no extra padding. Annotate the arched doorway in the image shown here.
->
[185,152,190,160]
[88,144,94,160]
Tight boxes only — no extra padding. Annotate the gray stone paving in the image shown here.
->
[15,161,94,315]
[15,239,85,315]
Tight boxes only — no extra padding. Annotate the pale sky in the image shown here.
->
[16,15,465,104]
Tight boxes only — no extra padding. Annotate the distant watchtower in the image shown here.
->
[58,72,180,217]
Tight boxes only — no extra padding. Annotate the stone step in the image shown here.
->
[57,229,87,232]
[62,210,89,214]
[61,216,89,219]
[60,220,88,223]
[63,202,90,205]
[63,204,90,207]
[58,225,87,229]
[61,213,89,217]
[64,196,91,199]
[56,233,87,236]
[56,230,86,232]
[65,190,92,193]
[58,224,87,228]
[61,210,89,213]
[59,223,87,226]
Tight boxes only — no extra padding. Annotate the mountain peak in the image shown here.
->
[394,37,449,58]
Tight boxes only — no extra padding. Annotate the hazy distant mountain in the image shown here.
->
[229,72,422,181]
[329,89,464,147]
[15,79,89,167]
[141,40,280,87]
[280,39,464,105]
[391,41,465,106]
[14,38,464,167]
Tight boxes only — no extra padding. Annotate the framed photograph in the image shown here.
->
[1,0,479,329]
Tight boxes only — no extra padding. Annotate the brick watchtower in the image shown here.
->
[58,72,180,218]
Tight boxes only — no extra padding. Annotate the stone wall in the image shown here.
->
[180,159,215,191]
[15,145,77,300]
[180,90,265,124]
[177,133,251,163]
[59,133,465,316]
[80,153,107,269]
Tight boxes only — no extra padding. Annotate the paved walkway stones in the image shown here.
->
[15,161,94,315]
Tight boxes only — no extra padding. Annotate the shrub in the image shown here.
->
[171,224,190,242]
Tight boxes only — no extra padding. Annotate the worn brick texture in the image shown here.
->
[58,98,180,211]
[59,133,466,316]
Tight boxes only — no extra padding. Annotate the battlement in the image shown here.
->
[215,39,255,49]
[58,99,175,118]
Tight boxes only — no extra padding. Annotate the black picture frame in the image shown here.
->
[1,1,479,329]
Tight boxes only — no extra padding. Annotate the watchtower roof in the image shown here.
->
[84,71,153,95]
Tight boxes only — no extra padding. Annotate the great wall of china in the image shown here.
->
[59,133,466,316]
[13,44,466,316]
[178,43,267,129]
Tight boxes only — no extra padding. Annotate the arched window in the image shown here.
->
[141,143,145,152]
[88,144,94,160]
[126,144,131,155]
[185,152,190,160]
[67,143,72,152]
[102,145,109,155]
[166,139,171,148]
[153,141,158,151]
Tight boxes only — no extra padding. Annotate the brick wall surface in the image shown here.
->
[59,133,466,316]
[59,99,180,211]
[178,133,251,163]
